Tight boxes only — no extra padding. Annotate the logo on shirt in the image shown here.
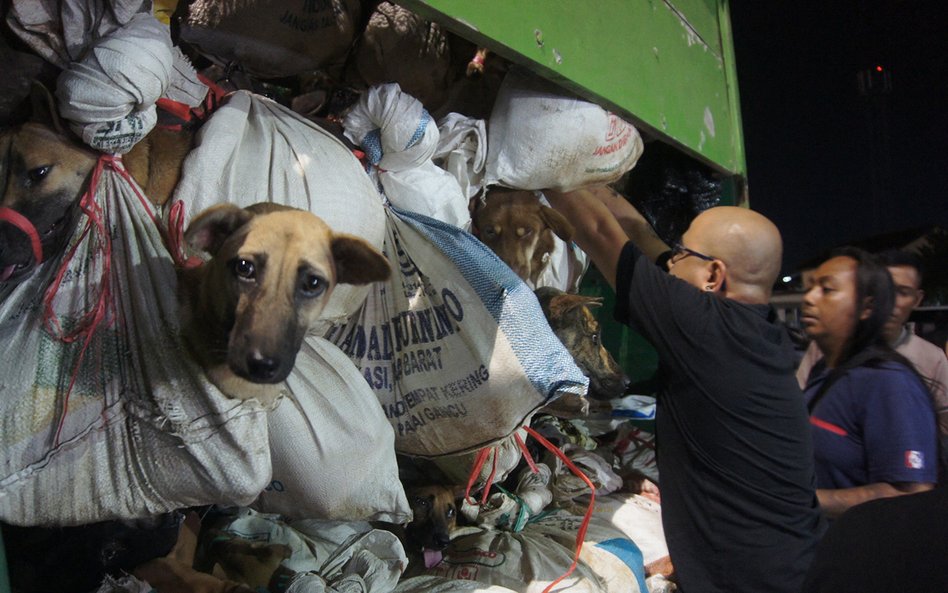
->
[905,450,925,469]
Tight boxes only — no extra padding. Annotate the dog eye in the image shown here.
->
[590,332,600,346]
[233,258,256,280]
[27,165,52,186]
[446,507,456,518]
[481,228,497,240]
[413,496,429,508]
[300,274,327,297]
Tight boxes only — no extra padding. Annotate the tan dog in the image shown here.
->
[0,83,191,283]
[535,287,629,400]
[178,202,390,403]
[404,484,460,569]
[472,188,574,287]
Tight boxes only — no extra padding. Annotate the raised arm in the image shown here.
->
[543,185,668,290]
[817,481,934,519]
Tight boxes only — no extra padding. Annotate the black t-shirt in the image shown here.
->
[615,242,824,593]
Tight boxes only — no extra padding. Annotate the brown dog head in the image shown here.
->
[0,84,97,283]
[404,484,459,565]
[180,202,390,397]
[535,287,629,400]
[473,188,574,287]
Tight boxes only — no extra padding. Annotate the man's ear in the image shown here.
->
[707,260,728,292]
[914,288,925,308]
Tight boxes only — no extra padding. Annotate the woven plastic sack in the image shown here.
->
[485,67,644,192]
[171,90,386,332]
[420,512,644,593]
[180,0,362,79]
[325,207,587,457]
[7,1,207,152]
[0,159,271,526]
[254,337,410,523]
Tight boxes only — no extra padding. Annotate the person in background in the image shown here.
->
[799,247,937,518]
[797,249,948,471]
[544,185,823,593]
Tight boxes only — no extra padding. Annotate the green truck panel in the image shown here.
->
[398,0,746,177]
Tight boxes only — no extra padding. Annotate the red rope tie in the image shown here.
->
[481,447,499,506]
[514,431,540,474]
[464,447,492,506]
[522,425,597,593]
[0,207,43,265]
[166,201,203,269]
[41,155,120,447]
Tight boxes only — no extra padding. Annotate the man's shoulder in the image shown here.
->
[898,334,948,377]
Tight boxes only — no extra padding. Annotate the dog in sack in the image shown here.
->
[0,74,403,527]
[0,83,197,284]
[0,110,273,524]
[472,188,588,291]
[177,202,391,404]
[534,287,629,402]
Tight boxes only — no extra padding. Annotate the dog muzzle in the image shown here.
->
[0,207,43,276]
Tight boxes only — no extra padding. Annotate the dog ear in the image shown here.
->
[331,234,391,285]
[548,292,600,317]
[539,204,575,241]
[184,204,254,256]
[29,82,66,135]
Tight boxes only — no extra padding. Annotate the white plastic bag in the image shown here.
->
[485,67,644,192]
[433,113,488,201]
[344,84,471,229]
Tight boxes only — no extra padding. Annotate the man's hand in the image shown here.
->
[543,185,666,290]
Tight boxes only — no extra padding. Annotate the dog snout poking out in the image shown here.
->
[1,82,192,284]
[178,202,391,403]
[473,188,574,287]
[536,286,629,400]
[404,484,459,568]
[0,120,98,284]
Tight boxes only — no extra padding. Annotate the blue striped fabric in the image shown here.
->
[391,207,587,402]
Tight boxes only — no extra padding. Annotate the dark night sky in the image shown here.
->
[728,1,948,274]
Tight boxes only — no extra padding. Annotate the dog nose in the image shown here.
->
[246,351,280,381]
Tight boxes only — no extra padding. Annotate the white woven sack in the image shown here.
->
[7,1,206,153]
[394,577,520,593]
[420,516,639,593]
[254,336,410,523]
[203,508,405,593]
[171,90,386,333]
[485,68,644,192]
[344,83,471,229]
[0,161,271,526]
[325,208,587,457]
[433,113,488,201]
[583,494,669,567]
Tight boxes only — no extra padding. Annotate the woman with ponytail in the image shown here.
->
[800,246,938,518]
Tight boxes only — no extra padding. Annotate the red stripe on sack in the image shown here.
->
[810,416,848,436]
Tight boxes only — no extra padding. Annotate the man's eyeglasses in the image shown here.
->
[670,242,717,264]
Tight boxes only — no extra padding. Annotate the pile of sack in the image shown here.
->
[1,1,668,591]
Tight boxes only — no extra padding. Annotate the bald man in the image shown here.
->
[544,186,824,593]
